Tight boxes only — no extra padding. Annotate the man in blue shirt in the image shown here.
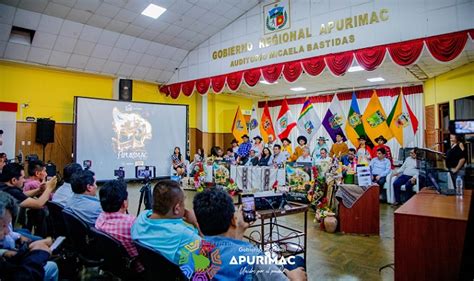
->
[64,169,102,226]
[192,189,306,281]
[131,180,201,265]
[52,163,83,206]
[236,135,252,165]
[369,148,391,187]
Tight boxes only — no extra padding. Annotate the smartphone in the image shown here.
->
[50,236,66,252]
[242,194,256,223]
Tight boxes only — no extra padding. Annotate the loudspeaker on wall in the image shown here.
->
[119,79,133,101]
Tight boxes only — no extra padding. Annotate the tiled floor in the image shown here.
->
[125,181,395,281]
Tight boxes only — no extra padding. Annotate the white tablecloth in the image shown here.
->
[230,166,286,192]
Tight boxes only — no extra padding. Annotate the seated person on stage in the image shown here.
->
[355,136,372,165]
[369,148,391,188]
[265,134,278,151]
[258,147,272,166]
[0,192,59,281]
[64,169,102,226]
[172,147,186,176]
[330,133,349,159]
[244,150,259,166]
[223,148,236,164]
[231,139,239,154]
[341,148,357,166]
[392,148,419,206]
[291,136,307,162]
[131,180,201,265]
[0,163,57,210]
[52,163,82,206]
[236,135,252,165]
[96,180,143,272]
[372,135,394,168]
[313,148,331,165]
[296,147,312,163]
[252,136,264,157]
[312,136,329,160]
[193,189,307,281]
[207,146,224,163]
[269,144,287,167]
[281,138,292,160]
[193,148,205,163]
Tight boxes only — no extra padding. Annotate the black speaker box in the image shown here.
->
[119,79,133,101]
[36,119,55,144]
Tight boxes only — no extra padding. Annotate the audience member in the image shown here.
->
[236,135,252,164]
[0,153,7,173]
[372,135,394,168]
[193,189,307,281]
[269,144,287,167]
[172,147,185,176]
[0,191,59,281]
[291,136,308,162]
[356,135,372,164]
[252,136,264,156]
[311,137,329,160]
[369,148,391,188]
[64,169,102,226]
[296,147,312,163]
[52,163,82,206]
[131,180,201,264]
[95,180,143,272]
[258,147,272,166]
[23,160,48,195]
[392,148,419,206]
[329,133,349,158]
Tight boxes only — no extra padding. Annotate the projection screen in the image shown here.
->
[74,97,188,180]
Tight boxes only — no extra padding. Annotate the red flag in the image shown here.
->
[276,99,296,140]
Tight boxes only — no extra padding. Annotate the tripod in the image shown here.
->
[137,178,153,216]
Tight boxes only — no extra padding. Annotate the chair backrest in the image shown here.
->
[134,240,186,281]
[89,227,136,278]
[46,201,66,238]
[62,209,99,260]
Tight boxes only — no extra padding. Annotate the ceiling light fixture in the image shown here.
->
[260,80,278,85]
[141,4,166,19]
[348,66,364,72]
[367,77,385,82]
[290,87,306,91]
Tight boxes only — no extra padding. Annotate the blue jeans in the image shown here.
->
[393,174,415,203]
[15,228,43,241]
[44,261,59,281]
[283,256,305,271]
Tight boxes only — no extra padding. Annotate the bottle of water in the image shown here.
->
[456,176,463,196]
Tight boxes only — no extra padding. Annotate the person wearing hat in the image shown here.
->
[330,133,349,159]
[372,135,394,168]
[291,136,308,162]
[236,135,252,165]
[312,136,329,160]
[251,136,263,157]
[231,139,239,154]
[281,138,292,160]
[265,134,278,151]
[356,135,372,165]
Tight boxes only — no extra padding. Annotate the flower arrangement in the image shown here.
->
[314,197,336,230]
[224,178,241,196]
[193,162,207,192]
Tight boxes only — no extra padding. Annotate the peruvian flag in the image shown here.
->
[276,99,296,140]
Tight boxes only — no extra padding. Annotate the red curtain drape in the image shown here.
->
[301,57,325,76]
[282,61,303,82]
[261,64,283,83]
[226,71,243,91]
[325,52,353,76]
[211,75,225,93]
[243,68,262,87]
[181,81,195,96]
[388,40,424,66]
[159,85,170,96]
[195,78,211,95]
[355,46,386,71]
[425,32,468,62]
[169,84,181,99]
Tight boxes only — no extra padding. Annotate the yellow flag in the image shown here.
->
[231,106,248,143]
[362,90,393,144]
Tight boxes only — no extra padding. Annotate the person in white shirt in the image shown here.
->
[268,144,287,168]
[314,148,331,174]
[296,147,312,163]
[52,163,83,206]
[392,148,419,206]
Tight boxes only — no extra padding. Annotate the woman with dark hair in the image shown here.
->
[356,135,372,165]
[446,134,467,180]
[258,147,272,166]
[172,147,185,176]
[194,148,205,163]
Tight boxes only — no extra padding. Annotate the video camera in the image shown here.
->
[135,166,155,180]
[114,167,125,179]
[83,160,92,170]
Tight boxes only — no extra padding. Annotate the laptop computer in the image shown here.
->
[428,173,456,195]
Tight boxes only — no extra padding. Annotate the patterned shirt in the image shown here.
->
[95,212,144,272]
[237,141,252,157]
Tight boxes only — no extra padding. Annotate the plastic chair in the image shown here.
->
[89,227,142,280]
[134,240,186,281]
[62,209,103,267]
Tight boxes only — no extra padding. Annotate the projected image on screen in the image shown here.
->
[75,97,187,180]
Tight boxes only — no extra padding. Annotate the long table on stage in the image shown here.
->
[244,202,308,265]
[394,188,472,281]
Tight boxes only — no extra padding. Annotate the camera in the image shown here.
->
[114,167,125,179]
[83,160,92,170]
[135,166,155,179]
